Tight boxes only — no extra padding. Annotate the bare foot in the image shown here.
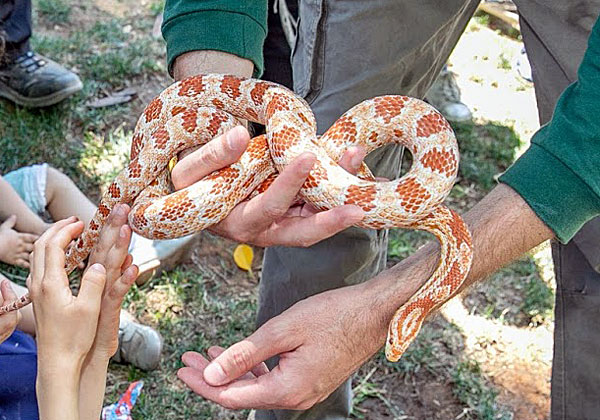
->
[0,216,38,268]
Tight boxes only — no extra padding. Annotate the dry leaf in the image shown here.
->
[86,88,137,108]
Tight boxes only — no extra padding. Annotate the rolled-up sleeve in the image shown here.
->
[162,0,267,77]
[499,17,600,242]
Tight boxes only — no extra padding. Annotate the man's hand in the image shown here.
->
[176,281,404,410]
[171,126,366,247]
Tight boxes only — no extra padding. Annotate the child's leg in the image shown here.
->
[45,166,96,225]
[0,174,48,235]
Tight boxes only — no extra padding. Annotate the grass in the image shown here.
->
[351,367,398,418]
[522,275,554,326]
[498,54,512,70]
[107,267,256,419]
[452,360,512,420]
[33,19,163,88]
[37,0,71,24]
[452,121,521,191]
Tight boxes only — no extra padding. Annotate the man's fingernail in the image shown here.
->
[227,131,241,151]
[301,154,316,172]
[115,204,126,216]
[203,362,227,385]
[351,154,363,170]
[89,263,106,274]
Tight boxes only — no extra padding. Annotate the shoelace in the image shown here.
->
[15,51,47,73]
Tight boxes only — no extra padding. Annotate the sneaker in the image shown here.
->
[425,69,473,122]
[0,51,83,107]
[129,233,197,285]
[112,310,163,371]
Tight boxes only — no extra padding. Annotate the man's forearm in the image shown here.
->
[367,183,554,336]
[173,50,254,81]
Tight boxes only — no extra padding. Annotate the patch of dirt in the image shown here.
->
[186,232,263,294]
[441,298,552,419]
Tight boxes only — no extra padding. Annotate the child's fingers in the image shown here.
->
[43,222,85,289]
[0,279,18,304]
[1,215,17,230]
[120,254,133,274]
[105,265,138,311]
[78,263,107,311]
[88,204,130,265]
[19,239,34,253]
[30,218,80,293]
[15,257,30,269]
[104,225,132,284]
[37,217,78,244]
[20,233,38,245]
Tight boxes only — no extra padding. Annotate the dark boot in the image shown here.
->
[0,51,82,107]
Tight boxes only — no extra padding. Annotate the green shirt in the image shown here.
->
[162,2,600,242]
[499,18,600,242]
[162,0,267,77]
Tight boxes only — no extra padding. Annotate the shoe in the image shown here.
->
[0,51,83,107]
[112,311,163,371]
[129,233,197,285]
[425,69,473,122]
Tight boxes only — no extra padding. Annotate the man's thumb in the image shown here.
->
[203,328,288,386]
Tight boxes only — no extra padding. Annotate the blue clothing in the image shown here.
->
[0,330,38,420]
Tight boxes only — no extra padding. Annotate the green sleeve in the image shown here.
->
[161,0,267,77]
[499,17,600,243]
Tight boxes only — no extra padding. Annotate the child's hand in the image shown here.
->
[77,205,139,420]
[29,217,107,368]
[0,279,21,344]
[84,204,138,361]
[0,215,38,268]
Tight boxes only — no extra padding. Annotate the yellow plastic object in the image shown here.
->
[233,244,254,272]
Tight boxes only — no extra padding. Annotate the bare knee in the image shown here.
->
[45,166,73,201]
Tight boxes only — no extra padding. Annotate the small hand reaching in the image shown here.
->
[29,208,139,420]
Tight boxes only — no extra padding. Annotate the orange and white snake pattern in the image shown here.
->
[0,74,472,361]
